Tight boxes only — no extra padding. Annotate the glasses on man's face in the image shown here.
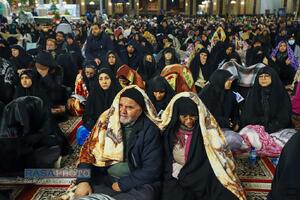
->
[179,115,198,121]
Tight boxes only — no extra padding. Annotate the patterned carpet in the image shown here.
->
[0,116,276,200]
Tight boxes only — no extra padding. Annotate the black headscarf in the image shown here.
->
[268,133,300,199]
[241,67,291,133]
[82,60,98,92]
[83,68,121,131]
[147,76,175,113]
[189,48,212,82]
[105,50,122,75]
[199,70,238,128]
[13,69,43,100]
[162,97,237,200]
[138,53,157,81]
[10,45,33,70]
[245,46,266,66]
[157,47,180,72]
[0,96,65,170]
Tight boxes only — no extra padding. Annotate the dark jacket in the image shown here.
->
[85,32,114,62]
[77,115,163,192]
[117,115,163,191]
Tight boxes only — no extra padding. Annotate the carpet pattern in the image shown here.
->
[1,116,277,200]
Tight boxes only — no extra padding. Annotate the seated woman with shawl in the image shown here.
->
[199,70,243,150]
[116,64,145,89]
[77,68,121,145]
[66,61,97,116]
[189,48,213,92]
[271,41,299,85]
[147,75,175,117]
[240,67,295,157]
[0,96,67,171]
[160,93,246,200]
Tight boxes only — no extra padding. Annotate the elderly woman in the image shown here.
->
[160,92,246,200]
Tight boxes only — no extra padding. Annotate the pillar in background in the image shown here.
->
[218,0,223,15]
[163,0,167,11]
[192,0,197,15]
[252,0,256,14]
[134,0,139,15]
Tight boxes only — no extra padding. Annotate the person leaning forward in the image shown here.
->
[75,85,163,200]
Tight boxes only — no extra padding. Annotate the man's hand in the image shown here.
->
[94,58,101,66]
[271,56,276,62]
[75,182,92,198]
[286,58,291,65]
[112,182,121,192]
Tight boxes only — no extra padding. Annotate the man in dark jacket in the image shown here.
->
[85,23,114,67]
[75,87,163,200]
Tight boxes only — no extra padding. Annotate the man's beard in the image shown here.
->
[120,116,135,125]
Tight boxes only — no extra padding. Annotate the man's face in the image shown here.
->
[91,25,101,37]
[119,97,142,125]
[56,33,64,43]
[46,40,56,51]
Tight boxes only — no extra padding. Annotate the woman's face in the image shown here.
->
[145,55,153,63]
[11,48,19,57]
[108,53,116,65]
[20,74,33,88]
[85,67,96,79]
[164,52,173,61]
[99,73,112,90]
[200,52,208,64]
[66,38,74,45]
[179,115,198,129]
[279,42,287,53]
[153,91,166,101]
[258,73,272,87]
[224,79,233,90]
[226,47,233,55]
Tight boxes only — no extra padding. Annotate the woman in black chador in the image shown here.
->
[241,67,292,133]
[0,96,70,171]
[161,95,245,200]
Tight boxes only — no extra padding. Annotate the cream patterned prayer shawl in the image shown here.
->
[79,85,161,167]
[160,92,246,200]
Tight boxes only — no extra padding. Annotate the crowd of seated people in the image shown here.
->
[1,14,300,199]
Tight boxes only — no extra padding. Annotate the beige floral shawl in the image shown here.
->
[160,92,246,200]
[79,85,161,167]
